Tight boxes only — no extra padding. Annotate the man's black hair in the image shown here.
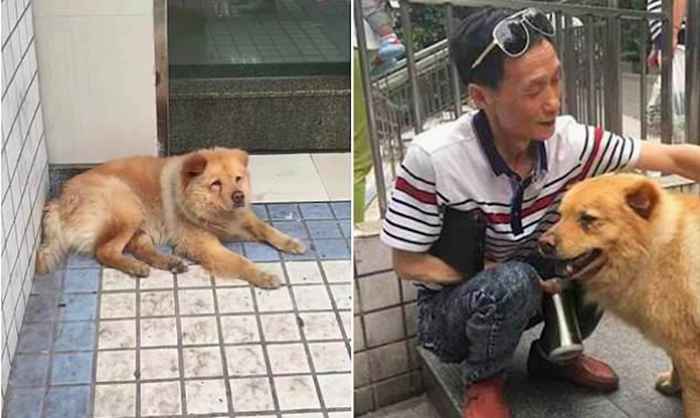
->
[448,7,556,90]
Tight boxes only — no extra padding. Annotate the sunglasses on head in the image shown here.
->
[470,8,555,70]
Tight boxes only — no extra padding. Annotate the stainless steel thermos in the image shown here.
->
[539,283,584,363]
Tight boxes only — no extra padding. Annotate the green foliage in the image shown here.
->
[393,5,447,50]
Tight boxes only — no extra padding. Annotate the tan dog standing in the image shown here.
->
[36,148,305,288]
[538,174,700,418]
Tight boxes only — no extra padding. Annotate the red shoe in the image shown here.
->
[527,341,619,392]
[463,375,511,418]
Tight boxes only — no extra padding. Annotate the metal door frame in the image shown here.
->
[154,0,169,155]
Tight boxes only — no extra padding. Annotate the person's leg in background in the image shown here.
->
[353,50,374,224]
[361,0,405,64]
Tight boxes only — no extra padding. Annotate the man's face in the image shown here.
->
[479,40,561,142]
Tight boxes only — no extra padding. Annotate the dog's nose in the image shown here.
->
[232,191,245,205]
[538,234,557,257]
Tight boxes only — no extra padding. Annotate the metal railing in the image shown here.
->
[354,0,700,217]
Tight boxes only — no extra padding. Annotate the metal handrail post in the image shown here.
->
[686,0,700,145]
[400,0,424,133]
[446,4,463,119]
[585,14,596,126]
[640,19,648,140]
[604,1,622,134]
[353,0,388,216]
[563,14,578,117]
[660,0,674,144]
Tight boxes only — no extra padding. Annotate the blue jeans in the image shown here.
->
[417,262,544,384]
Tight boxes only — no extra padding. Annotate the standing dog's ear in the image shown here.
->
[181,153,207,188]
[625,180,659,220]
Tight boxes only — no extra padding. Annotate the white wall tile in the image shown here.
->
[1,195,14,243]
[0,153,10,201]
[7,318,18,360]
[1,0,49,409]
[2,2,11,45]
[2,349,10,396]
[1,255,10,298]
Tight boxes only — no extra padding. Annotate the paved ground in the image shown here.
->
[362,313,685,418]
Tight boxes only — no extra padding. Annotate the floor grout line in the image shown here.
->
[210,267,237,416]
[281,205,330,418]
[173,269,189,416]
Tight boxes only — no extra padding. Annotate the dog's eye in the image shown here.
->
[210,180,222,188]
[579,213,597,229]
[235,176,242,183]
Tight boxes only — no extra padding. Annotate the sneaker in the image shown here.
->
[378,34,405,62]
[463,375,511,418]
[527,340,620,392]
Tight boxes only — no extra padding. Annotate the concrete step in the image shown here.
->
[417,316,683,418]
[418,347,463,418]
[169,76,350,154]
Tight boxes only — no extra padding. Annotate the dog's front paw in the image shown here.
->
[282,238,306,254]
[655,371,682,396]
[126,264,151,278]
[167,257,189,274]
[253,271,283,289]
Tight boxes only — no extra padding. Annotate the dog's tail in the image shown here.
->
[36,200,68,274]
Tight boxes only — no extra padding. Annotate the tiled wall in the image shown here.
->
[353,233,422,415]
[1,0,50,408]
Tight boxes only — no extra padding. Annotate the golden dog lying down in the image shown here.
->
[36,148,304,288]
[539,174,700,417]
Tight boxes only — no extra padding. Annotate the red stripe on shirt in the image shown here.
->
[579,127,604,180]
[482,189,561,224]
[394,177,437,205]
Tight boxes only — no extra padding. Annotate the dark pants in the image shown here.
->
[416,261,604,384]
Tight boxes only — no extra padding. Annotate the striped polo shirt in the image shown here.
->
[648,0,686,47]
[381,110,641,264]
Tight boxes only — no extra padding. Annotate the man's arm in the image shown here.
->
[393,249,563,293]
[392,249,463,285]
[635,141,700,182]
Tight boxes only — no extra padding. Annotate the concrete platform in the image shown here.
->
[416,314,683,418]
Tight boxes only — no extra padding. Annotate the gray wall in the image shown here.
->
[1,0,49,404]
[353,234,423,415]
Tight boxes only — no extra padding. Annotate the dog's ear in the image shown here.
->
[231,149,249,167]
[625,180,659,220]
[181,153,207,188]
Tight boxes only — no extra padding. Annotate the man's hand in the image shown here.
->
[539,278,562,294]
[392,249,463,285]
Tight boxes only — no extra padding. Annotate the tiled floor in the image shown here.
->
[169,0,349,77]
[250,153,350,203]
[4,202,352,418]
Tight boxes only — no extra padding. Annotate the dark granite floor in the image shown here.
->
[504,314,683,417]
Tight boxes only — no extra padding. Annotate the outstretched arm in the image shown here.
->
[634,141,700,182]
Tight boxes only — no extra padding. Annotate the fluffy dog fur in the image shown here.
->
[36,148,305,288]
[539,173,700,417]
